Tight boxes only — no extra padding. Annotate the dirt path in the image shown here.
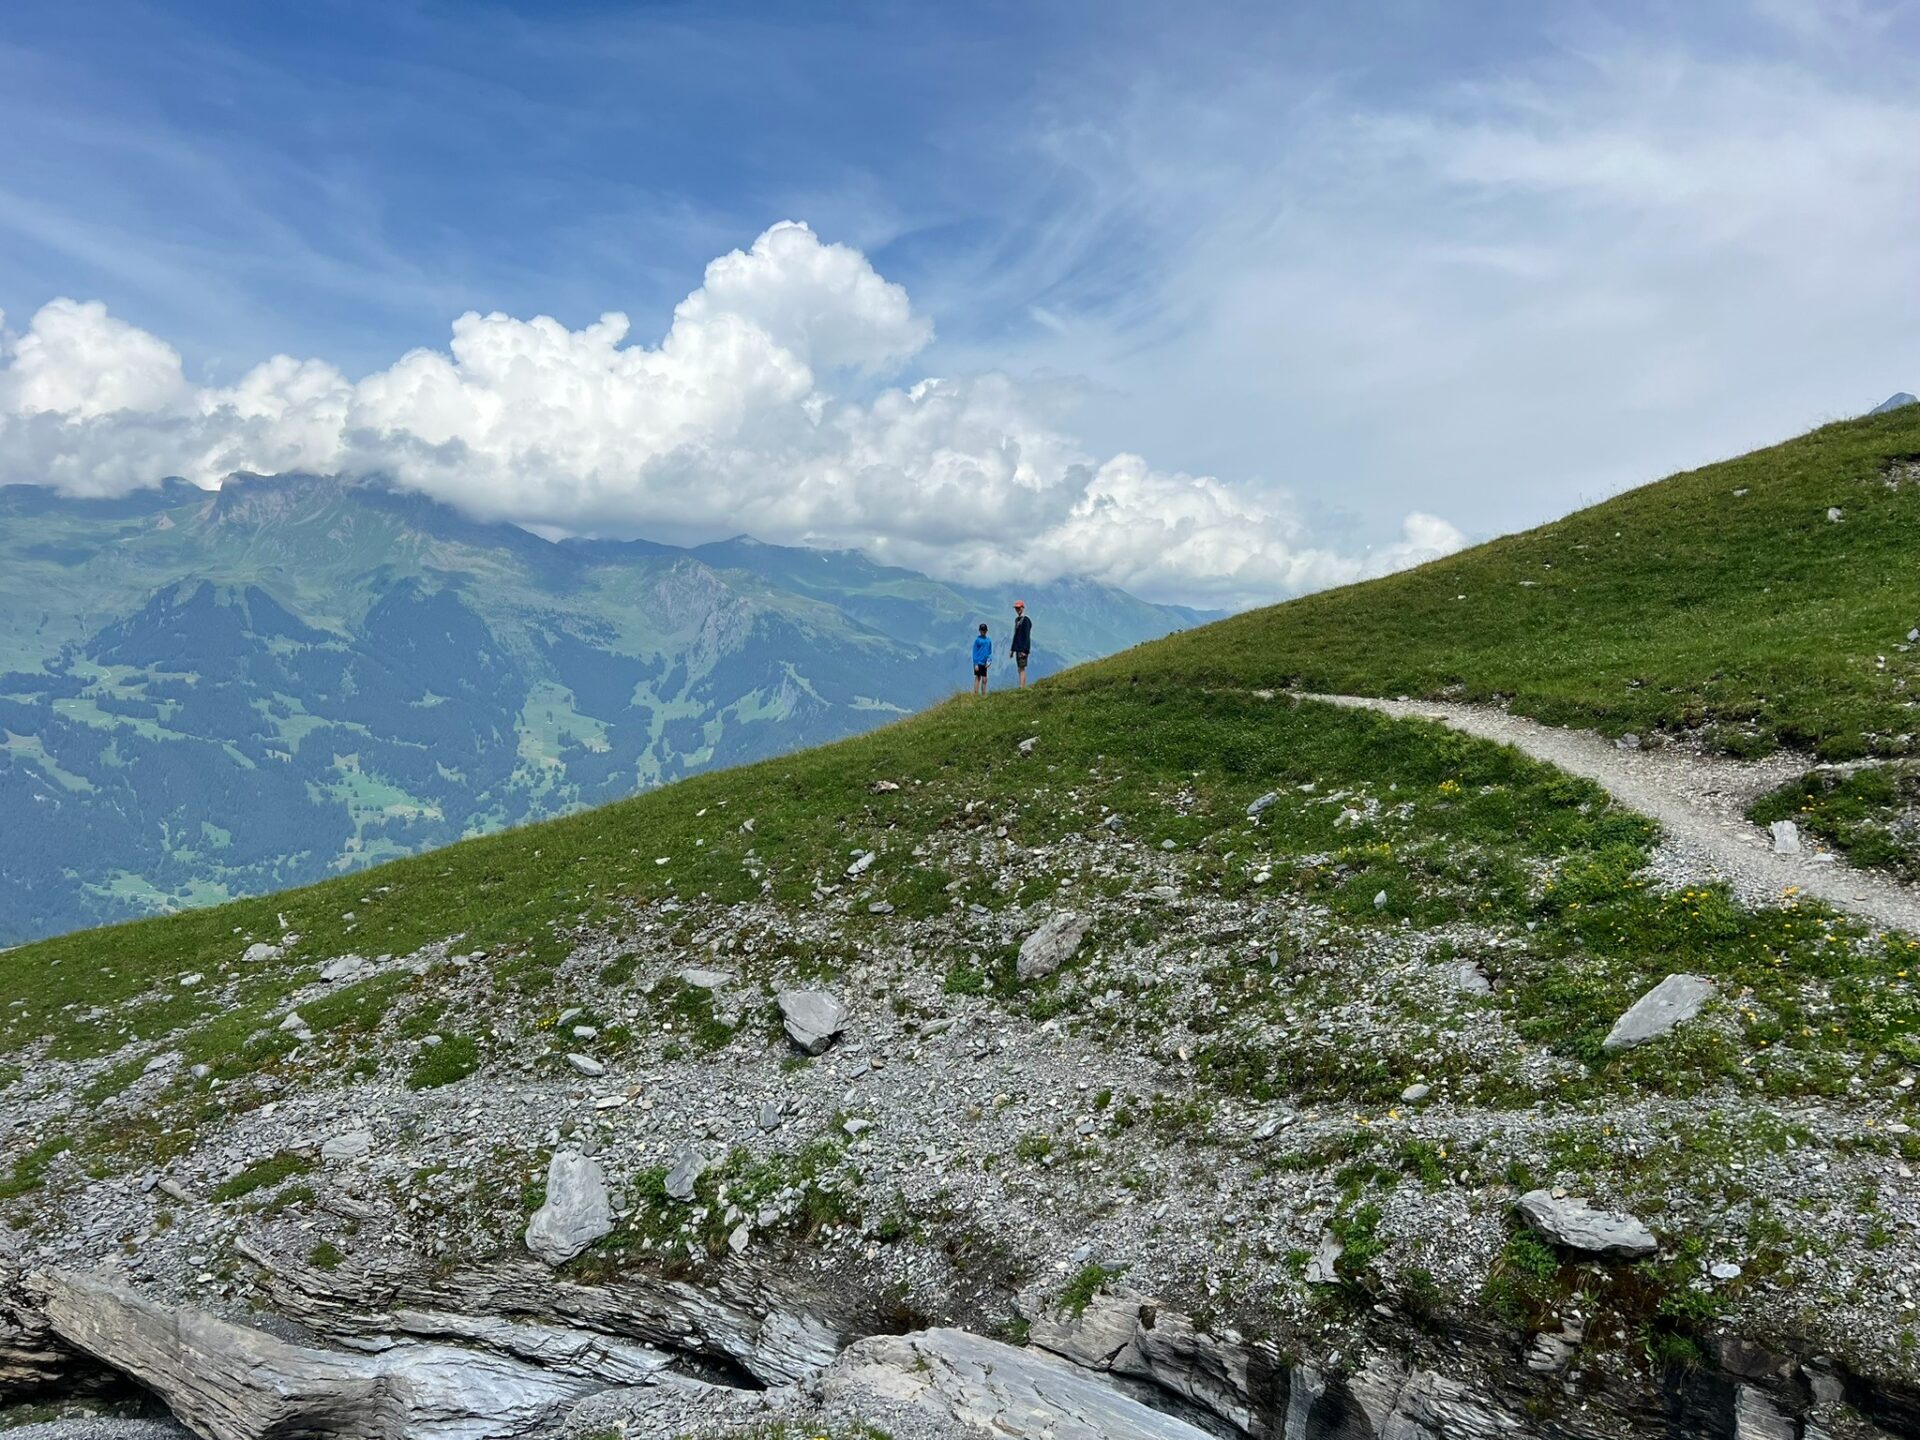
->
[1302,693,1920,937]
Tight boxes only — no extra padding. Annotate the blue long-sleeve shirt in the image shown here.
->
[971,635,993,666]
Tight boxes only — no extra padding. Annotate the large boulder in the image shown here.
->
[523,1151,613,1267]
[34,1270,595,1440]
[1017,912,1090,982]
[821,1327,1217,1439]
[1029,1289,1264,1435]
[777,990,848,1055]
[1603,973,1714,1053]
[1517,1190,1658,1259]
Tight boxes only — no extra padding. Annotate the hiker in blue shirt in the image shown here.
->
[971,623,994,696]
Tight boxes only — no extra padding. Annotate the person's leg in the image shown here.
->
[1017,654,1028,688]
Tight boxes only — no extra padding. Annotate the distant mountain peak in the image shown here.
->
[1869,392,1918,415]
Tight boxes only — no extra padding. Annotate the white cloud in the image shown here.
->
[0,298,188,419]
[0,222,1458,608]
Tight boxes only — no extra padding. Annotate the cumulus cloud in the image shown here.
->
[0,222,1460,607]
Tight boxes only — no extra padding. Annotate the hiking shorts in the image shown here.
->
[1013,650,1029,670]
[974,664,988,678]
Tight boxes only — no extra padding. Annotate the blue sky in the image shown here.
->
[2,1,1917,605]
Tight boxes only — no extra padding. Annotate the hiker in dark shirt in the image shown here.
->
[1009,600,1033,688]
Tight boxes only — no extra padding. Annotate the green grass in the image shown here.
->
[1067,408,1920,759]
[1750,763,1920,882]
[210,1150,314,1202]
[407,1034,481,1090]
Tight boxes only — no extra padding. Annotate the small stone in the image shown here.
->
[1828,507,1844,522]
[846,851,875,877]
[178,973,203,989]
[868,902,895,915]
[1447,961,1493,995]
[189,1064,211,1081]
[1016,912,1090,983]
[1160,839,1177,852]
[1373,890,1388,910]
[1710,1261,1743,1281]
[728,1223,751,1254]
[1247,792,1278,818]
[557,1007,583,1024]
[1305,1229,1344,1284]
[1400,1083,1431,1103]
[524,1150,614,1266]
[679,969,732,989]
[320,1130,373,1163]
[1518,1190,1657,1259]
[664,1151,707,1202]
[1616,733,1641,751]
[1017,736,1039,756]
[778,989,849,1055]
[757,1100,785,1133]
[240,943,280,965]
[276,1011,308,1033]
[870,780,901,793]
[1603,973,1714,1053]
[565,1053,607,1078]
[319,955,370,984]
[1770,820,1801,856]
[571,1025,599,1040]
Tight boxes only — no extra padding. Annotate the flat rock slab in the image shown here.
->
[777,990,848,1055]
[524,1150,613,1266]
[823,1327,1217,1439]
[35,1270,594,1440]
[1518,1190,1658,1259]
[1016,912,1089,982]
[1603,973,1714,1053]
[319,1130,373,1163]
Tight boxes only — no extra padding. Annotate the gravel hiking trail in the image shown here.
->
[1299,693,1920,937]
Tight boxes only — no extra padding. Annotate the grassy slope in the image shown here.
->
[6,410,1917,1043]
[1067,408,1920,758]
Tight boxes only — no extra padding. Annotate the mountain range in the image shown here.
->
[0,473,1207,945]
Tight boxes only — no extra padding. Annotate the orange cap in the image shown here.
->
[1013,600,1025,608]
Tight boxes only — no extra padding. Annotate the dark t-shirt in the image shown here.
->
[1011,614,1033,654]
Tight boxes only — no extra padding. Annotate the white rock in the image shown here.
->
[564,1053,606,1078]
[1400,1083,1431,1103]
[241,943,280,965]
[1770,820,1801,855]
[1304,1230,1344,1284]
[524,1151,613,1267]
[1517,1190,1657,1259]
[1017,736,1039,756]
[1017,911,1090,982]
[1602,973,1715,1053]
[276,1011,308,1033]
[678,968,733,989]
[777,989,849,1055]
[320,1130,373,1163]
[822,1328,1217,1440]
